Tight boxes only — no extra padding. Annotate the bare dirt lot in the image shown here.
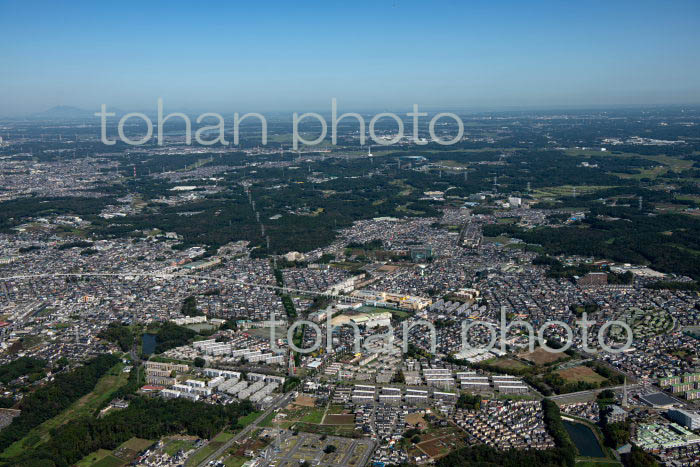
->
[519,348,568,365]
[405,413,427,427]
[293,395,316,407]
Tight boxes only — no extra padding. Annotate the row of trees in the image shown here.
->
[8,397,255,466]
[436,443,573,467]
[541,398,577,467]
[0,354,120,452]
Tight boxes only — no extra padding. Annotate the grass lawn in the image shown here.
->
[565,149,693,180]
[326,404,347,415]
[164,439,196,456]
[213,432,235,443]
[533,185,614,198]
[557,366,607,385]
[575,461,622,467]
[495,393,539,401]
[185,442,222,466]
[299,407,325,424]
[259,411,277,427]
[235,411,263,429]
[224,455,251,467]
[291,421,359,438]
[119,437,153,451]
[482,235,514,245]
[185,430,236,466]
[1,362,129,458]
[186,446,218,467]
[47,435,151,467]
[329,261,367,272]
[91,455,125,467]
[359,305,411,319]
[76,449,114,467]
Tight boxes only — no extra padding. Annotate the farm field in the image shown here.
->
[323,414,355,425]
[407,427,467,460]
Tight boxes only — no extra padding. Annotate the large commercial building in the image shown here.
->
[635,423,700,451]
[350,290,432,311]
[667,409,700,430]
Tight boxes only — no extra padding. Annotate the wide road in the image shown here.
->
[548,383,640,401]
[195,392,294,467]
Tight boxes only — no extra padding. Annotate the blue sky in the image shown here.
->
[1,0,699,115]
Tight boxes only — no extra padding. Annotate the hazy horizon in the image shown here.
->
[2,0,700,117]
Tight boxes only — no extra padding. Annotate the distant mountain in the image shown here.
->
[31,105,94,120]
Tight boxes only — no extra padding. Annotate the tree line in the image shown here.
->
[6,397,255,466]
[0,354,120,453]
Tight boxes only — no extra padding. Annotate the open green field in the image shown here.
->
[389,179,415,196]
[359,305,411,319]
[235,410,263,429]
[565,149,641,158]
[185,445,220,466]
[213,432,235,443]
[326,404,347,415]
[119,437,153,451]
[291,421,359,438]
[76,437,153,467]
[299,407,325,424]
[275,403,326,425]
[676,194,700,206]
[575,460,622,467]
[329,261,367,272]
[483,235,518,245]
[259,411,278,428]
[185,432,234,466]
[556,366,607,385]
[90,455,124,467]
[223,455,251,467]
[533,185,616,199]
[1,362,129,458]
[164,439,196,456]
[76,449,114,467]
[565,149,694,180]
